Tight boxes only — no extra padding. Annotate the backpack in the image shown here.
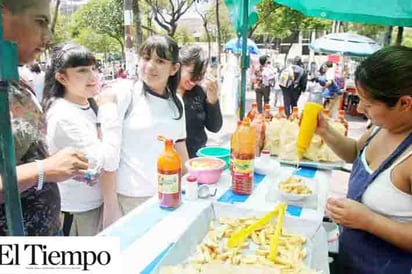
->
[278,66,294,88]
[334,76,345,90]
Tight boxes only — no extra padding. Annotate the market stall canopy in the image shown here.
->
[275,0,412,27]
[224,0,260,35]
[310,32,382,57]
[224,38,259,55]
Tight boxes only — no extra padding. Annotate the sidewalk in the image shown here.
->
[207,90,368,199]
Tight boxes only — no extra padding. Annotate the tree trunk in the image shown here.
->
[133,0,143,48]
[383,26,393,46]
[50,0,61,34]
[216,0,222,64]
[396,26,404,45]
[203,20,211,60]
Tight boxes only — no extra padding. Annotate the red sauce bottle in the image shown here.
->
[231,118,256,195]
[157,138,181,208]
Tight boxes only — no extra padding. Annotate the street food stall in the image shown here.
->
[99,165,332,274]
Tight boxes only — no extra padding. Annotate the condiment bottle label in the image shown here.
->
[158,173,179,194]
[232,158,254,174]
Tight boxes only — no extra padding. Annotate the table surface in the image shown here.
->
[99,165,332,274]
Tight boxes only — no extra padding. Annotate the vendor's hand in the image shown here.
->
[43,148,89,182]
[326,197,375,231]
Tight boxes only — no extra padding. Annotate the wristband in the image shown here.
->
[35,160,44,191]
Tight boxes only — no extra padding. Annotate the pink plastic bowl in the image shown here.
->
[185,157,225,184]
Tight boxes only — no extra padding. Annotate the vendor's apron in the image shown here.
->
[339,129,412,273]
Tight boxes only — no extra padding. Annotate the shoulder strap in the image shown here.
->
[124,80,139,119]
[88,98,99,116]
[360,127,380,153]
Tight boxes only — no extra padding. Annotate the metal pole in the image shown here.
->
[239,0,249,119]
[124,0,137,79]
[0,5,25,236]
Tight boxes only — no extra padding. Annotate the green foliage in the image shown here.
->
[253,0,331,38]
[73,0,124,46]
[145,0,195,37]
[74,29,121,54]
[205,0,236,42]
[174,26,196,44]
[346,23,385,41]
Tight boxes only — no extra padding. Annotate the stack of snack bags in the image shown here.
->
[264,109,346,162]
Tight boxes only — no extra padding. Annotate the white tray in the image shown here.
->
[152,202,316,273]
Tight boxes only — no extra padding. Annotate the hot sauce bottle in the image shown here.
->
[157,138,181,208]
[247,102,258,121]
[263,104,273,122]
[275,106,287,119]
[231,118,256,195]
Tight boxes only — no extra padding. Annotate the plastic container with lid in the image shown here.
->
[185,176,198,201]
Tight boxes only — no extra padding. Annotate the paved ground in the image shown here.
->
[207,90,368,199]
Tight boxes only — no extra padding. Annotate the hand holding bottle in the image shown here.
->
[43,148,89,182]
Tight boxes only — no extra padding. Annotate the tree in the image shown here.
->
[50,0,61,34]
[145,0,195,37]
[254,0,331,40]
[74,29,121,54]
[194,1,211,58]
[205,1,236,45]
[174,26,196,44]
[346,23,385,42]
[74,0,124,55]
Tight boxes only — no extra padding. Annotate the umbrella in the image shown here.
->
[310,32,382,57]
[275,0,412,26]
[224,38,259,55]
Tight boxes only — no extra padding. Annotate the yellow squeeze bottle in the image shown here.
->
[296,102,323,160]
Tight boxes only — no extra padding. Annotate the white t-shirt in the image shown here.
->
[32,71,45,102]
[104,80,186,197]
[46,98,121,212]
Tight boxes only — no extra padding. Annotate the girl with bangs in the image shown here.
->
[99,35,189,216]
[43,42,121,235]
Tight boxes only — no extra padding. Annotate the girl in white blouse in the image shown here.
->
[99,35,189,216]
[43,43,121,235]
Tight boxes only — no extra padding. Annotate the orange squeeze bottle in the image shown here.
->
[296,102,323,160]
[157,138,182,208]
[247,102,258,121]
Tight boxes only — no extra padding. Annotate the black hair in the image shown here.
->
[2,0,36,13]
[259,55,269,66]
[42,42,96,112]
[179,44,208,82]
[324,61,333,68]
[30,63,42,74]
[355,45,412,107]
[139,35,183,120]
[293,56,303,67]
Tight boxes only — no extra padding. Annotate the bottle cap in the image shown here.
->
[187,176,197,183]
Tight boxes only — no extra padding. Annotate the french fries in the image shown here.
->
[279,176,312,195]
[186,216,311,274]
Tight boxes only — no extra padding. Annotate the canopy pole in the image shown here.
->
[239,0,249,119]
[0,5,25,236]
